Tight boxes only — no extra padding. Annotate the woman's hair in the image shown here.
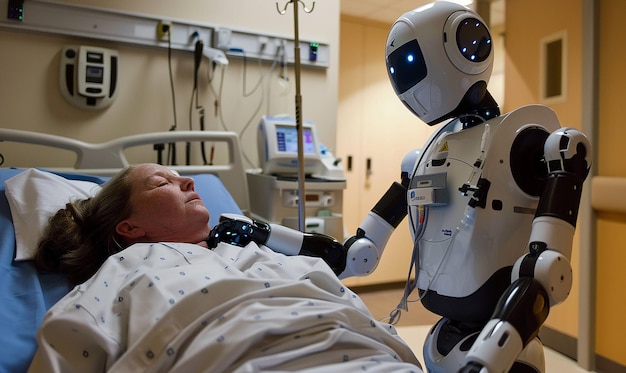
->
[35,166,136,285]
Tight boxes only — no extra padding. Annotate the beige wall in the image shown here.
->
[595,0,626,366]
[337,16,434,287]
[0,0,339,170]
[505,0,583,340]
[507,0,626,368]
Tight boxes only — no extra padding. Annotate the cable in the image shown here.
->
[385,205,428,325]
[214,48,281,169]
[188,37,208,165]
[266,41,291,115]
[214,66,228,131]
[229,49,266,98]
[386,114,492,324]
[238,53,281,168]
[238,87,265,168]
[165,28,178,166]
[383,118,462,324]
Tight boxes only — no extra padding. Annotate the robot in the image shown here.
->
[207,1,591,372]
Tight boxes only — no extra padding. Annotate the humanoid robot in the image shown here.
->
[208,1,591,372]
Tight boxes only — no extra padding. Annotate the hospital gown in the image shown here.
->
[29,241,423,372]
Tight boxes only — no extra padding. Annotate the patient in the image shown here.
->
[30,163,423,372]
[36,163,213,286]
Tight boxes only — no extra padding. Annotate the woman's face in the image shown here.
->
[116,163,211,244]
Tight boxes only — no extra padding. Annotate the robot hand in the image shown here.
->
[340,181,408,278]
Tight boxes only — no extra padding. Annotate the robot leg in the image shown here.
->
[423,317,482,373]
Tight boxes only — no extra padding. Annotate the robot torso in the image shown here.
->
[408,104,561,321]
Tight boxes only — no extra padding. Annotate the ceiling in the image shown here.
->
[340,0,504,27]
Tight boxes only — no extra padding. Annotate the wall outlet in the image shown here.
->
[216,28,232,50]
[157,21,172,39]
[258,36,269,53]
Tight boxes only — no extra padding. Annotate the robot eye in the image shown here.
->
[386,39,427,95]
[456,17,491,63]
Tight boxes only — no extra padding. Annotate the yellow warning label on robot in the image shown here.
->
[439,142,449,152]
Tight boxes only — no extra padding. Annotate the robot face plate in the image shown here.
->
[387,39,427,95]
[386,1,494,126]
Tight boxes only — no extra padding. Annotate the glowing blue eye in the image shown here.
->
[407,54,414,63]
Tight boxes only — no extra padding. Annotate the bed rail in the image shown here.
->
[0,128,249,213]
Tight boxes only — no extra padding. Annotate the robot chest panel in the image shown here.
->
[412,113,552,237]
[409,120,543,283]
[408,106,563,296]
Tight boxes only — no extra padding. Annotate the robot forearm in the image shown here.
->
[340,181,408,278]
[265,223,348,275]
[461,277,550,372]
[509,171,583,311]
[206,213,348,275]
[206,181,407,279]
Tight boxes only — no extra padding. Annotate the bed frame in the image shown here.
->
[0,128,250,214]
[0,128,252,372]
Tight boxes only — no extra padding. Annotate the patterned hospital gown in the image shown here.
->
[28,242,423,372]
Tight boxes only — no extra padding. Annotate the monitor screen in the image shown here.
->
[276,125,316,154]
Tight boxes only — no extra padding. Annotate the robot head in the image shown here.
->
[386,1,496,126]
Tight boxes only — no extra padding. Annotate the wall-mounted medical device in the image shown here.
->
[59,45,119,110]
[257,116,323,176]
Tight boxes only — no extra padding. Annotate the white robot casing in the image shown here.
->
[386,1,494,125]
[385,2,589,371]
[410,104,561,302]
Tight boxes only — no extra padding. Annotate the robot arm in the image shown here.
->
[340,181,408,278]
[206,213,348,275]
[206,181,408,279]
[460,128,592,373]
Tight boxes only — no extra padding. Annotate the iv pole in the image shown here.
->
[276,0,315,232]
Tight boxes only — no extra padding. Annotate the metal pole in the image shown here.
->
[277,0,315,231]
[292,1,306,232]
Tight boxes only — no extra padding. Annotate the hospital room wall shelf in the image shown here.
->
[0,0,329,69]
[217,27,329,69]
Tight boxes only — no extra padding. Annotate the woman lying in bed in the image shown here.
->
[30,163,423,373]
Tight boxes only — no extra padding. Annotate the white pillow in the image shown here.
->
[4,169,101,261]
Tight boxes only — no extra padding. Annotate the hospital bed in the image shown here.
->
[0,129,248,372]
[0,129,423,372]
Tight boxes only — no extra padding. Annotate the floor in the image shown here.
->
[354,285,593,372]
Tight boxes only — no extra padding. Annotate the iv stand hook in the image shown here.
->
[276,1,315,15]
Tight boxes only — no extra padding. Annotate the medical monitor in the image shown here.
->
[258,116,323,176]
